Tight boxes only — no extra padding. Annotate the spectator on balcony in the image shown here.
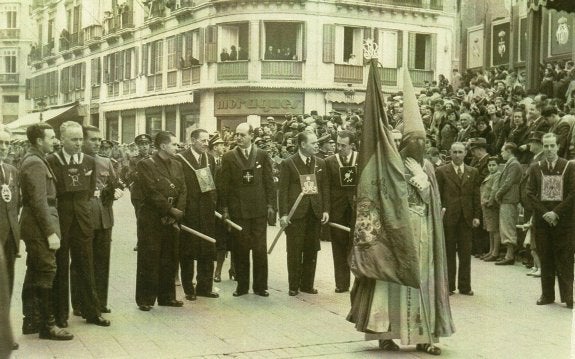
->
[347,54,359,66]
[238,46,248,61]
[283,48,294,60]
[265,46,275,60]
[220,48,230,62]
[229,46,238,61]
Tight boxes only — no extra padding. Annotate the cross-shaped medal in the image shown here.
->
[243,172,254,183]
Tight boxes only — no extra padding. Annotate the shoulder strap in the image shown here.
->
[176,153,195,171]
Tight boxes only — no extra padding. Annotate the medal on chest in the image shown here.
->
[242,169,255,185]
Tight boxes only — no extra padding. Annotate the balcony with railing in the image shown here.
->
[145,5,166,30]
[42,41,55,59]
[182,66,201,86]
[0,28,20,39]
[70,32,84,48]
[409,69,434,87]
[378,67,398,86]
[84,25,103,45]
[334,64,363,84]
[217,61,248,81]
[0,74,19,85]
[261,61,302,80]
[173,0,195,21]
[337,0,443,11]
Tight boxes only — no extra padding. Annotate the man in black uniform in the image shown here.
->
[219,123,276,297]
[20,123,74,341]
[175,129,218,300]
[135,131,187,311]
[325,130,356,293]
[123,134,151,251]
[47,121,110,328]
[526,133,575,308]
[279,132,330,296]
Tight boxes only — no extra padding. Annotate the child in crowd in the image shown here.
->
[480,156,502,261]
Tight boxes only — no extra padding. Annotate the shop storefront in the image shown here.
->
[214,91,305,130]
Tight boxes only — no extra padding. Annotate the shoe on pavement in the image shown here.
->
[288,290,299,296]
[158,300,184,307]
[335,288,349,293]
[531,270,541,277]
[197,291,219,298]
[536,296,554,305]
[495,258,515,265]
[254,290,269,297]
[138,305,152,311]
[86,316,111,327]
[233,290,248,297]
[459,290,474,296]
[300,288,318,294]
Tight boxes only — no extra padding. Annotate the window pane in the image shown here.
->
[264,22,300,60]
[180,104,198,141]
[165,109,176,135]
[106,112,119,141]
[122,113,136,143]
[414,34,427,70]
[219,23,249,62]
[146,108,162,138]
[3,95,19,103]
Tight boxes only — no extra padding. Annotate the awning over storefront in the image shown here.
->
[100,91,195,112]
[6,105,77,134]
[324,91,366,104]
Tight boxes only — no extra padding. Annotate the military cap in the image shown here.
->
[209,133,224,148]
[467,137,487,150]
[528,131,545,144]
[134,134,152,144]
[101,139,114,147]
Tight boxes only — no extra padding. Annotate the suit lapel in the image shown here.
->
[446,164,462,188]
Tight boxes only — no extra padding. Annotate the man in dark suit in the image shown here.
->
[20,123,73,340]
[0,127,20,350]
[279,132,330,296]
[47,121,110,328]
[468,138,490,257]
[325,130,356,293]
[526,133,575,309]
[494,142,523,265]
[135,131,187,311]
[435,142,481,296]
[75,126,123,315]
[0,128,19,297]
[543,106,571,159]
[219,123,276,297]
[176,129,218,300]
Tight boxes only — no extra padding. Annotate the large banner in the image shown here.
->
[492,21,510,67]
[467,26,484,69]
[549,11,573,57]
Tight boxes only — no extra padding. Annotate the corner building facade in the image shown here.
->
[28,0,456,142]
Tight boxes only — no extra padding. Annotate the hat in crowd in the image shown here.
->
[318,134,331,145]
[289,122,299,130]
[209,133,224,148]
[101,139,114,147]
[266,116,276,123]
[254,137,263,144]
[528,131,545,144]
[468,137,487,151]
[401,70,426,141]
[134,134,152,144]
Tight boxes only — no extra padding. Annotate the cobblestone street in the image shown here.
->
[8,195,572,358]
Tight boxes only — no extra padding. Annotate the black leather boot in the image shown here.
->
[38,287,74,341]
[22,286,39,335]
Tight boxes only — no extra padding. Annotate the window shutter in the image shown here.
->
[134,46,139,77]
[157,40,163,73]
[110,52,116,81]
[259,20,264,60]
[323,24,335,63]
[60,67,67,93]
[125,49,132,80]
[205,25,217,63]
[198,28,204,64]
[103,55,109,83]
[301,22,306,61]
[397,30,403,68]
[176,34,183,69]
[373,28,379,47]
[408,32,416,69]
[81,62,86,89]
[142,43,148,76]
[430,33,437,71]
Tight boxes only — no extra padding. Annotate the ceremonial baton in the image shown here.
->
[328,222,350,232]
[268,192,305,254]
[214,211,243,231]
[174,224,217,244]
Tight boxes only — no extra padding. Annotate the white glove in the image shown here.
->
[405,157,429,190]
[114,188,124,200]
[47,233,60,251]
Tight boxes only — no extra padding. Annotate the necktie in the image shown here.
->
[70,155,76,165]
[0,164,4,184]
[244,149,249,159]
[306,157,311,168]
[457,166,463,179]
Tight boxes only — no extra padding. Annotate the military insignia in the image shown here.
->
[242,169,255,185]
[195,167,216,193]
[339,166,357,187]
[299,174,318,195]
[1,184,12,203]
[541,174,563,201]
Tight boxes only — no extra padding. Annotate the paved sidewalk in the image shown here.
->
[8,195,573,358]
